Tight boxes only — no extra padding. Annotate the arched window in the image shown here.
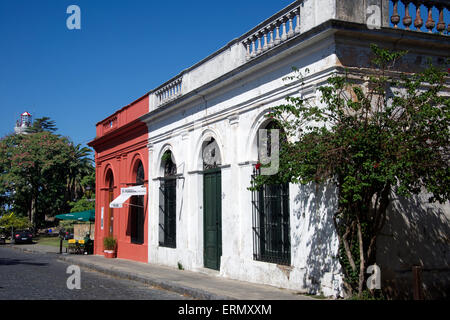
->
[251,120,290,266]
[202,138,222,171]
[130,160,145,244]
[136,161,145,185]
[105,169,114,236]
[159,150,177,248]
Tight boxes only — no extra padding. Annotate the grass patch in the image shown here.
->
[35,236,68,248]
[303,292,329,300]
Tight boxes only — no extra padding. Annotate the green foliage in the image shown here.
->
[103,236,117,250]
[69,197,95,213]
[0,212,31,233]
[58,220,75,233]
[0,118,95,230]
[26,117,57,133]
[259,45,449,298]
[350,290,385,300]
[161,150,172,163]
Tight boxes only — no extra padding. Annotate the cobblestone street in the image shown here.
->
[0,247,190,300]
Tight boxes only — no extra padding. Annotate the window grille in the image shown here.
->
[159,178,176,248]
[159,151,177,248]
[131,161,145,244]
[251,167,291,266]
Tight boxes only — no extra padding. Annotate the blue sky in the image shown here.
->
[0,0,293,149]
[0,1,447,153]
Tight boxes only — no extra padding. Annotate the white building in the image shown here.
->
[14,112,32,135]
[101,0,450,298]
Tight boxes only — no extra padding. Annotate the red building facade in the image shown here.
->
[88,95,149,263]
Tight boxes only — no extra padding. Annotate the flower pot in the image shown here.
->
[104,250,116,259]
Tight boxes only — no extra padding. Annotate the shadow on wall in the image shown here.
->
[377,192,450,299]
[292,183,343,297]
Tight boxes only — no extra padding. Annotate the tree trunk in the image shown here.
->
[30,195,37,233]
[357,218,365,297]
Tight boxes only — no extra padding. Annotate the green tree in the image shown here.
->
[26,116,57,133]
[69,197,94,213]
[0,212,31,236]
[254,45,449,298]
[0,132,73,230]
[66,143,94,203]
[0,128,95,232]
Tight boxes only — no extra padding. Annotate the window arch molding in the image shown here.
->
[155,144,178,178]
[129,153,146,185]
[192,128,225,172]
[247,109,286,163]
[103,163,116,189]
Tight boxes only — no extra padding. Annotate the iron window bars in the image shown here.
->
[159,151,177,248]
[131,161,145,244]
[251,167,291,266]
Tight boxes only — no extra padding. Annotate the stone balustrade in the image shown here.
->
[155,77,183,106]
[150,0,450,109]
[390,0,449,34]
[242,2,302,61]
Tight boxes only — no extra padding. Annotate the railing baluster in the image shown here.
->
[287,12,294,38]
[268,26,274,49]
[274,21,281,45]
[391,0,401,28]
[402,0,412,30]
[256,32,263,55]
[295,7,301,34]
[436,5,446,34]
[281,17,288,41]
[414,1,423,31]
[251,35,256,57]
[425,3,435,33]
[245,38,251,60]
[262,29,268,51]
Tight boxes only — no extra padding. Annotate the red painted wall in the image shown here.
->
[89,95,149,263]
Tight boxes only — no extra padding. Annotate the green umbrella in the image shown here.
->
[55,210,95,235]
[55,210,95,222]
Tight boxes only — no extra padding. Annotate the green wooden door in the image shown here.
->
[203,169,222,270]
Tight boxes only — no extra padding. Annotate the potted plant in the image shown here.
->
[103,236,117,258]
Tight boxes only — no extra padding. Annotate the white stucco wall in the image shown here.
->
[141,0,450,299]
[145,33,346,297]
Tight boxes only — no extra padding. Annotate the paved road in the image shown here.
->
[0,246,190,300]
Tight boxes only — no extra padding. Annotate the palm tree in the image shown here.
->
[66,143,94,203]
[26,117,58,133]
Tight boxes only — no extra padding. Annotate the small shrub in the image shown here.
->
[103,236,117,250]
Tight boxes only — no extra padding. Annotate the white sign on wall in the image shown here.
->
[101,207,104,230]
[121,185,147,195]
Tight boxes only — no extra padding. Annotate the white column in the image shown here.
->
[274,21,281,45]
[295,7,301,33]
[287,12,294,38]
[281,17,288,41]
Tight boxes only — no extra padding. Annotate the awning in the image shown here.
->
[109,193,132,208]
[109,185,146,208]
[55,210,95,222]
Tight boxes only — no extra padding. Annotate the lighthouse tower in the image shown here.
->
[14,112,32,135]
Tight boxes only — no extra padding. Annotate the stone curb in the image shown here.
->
[1,243,59,255]
[57,255,233,300]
